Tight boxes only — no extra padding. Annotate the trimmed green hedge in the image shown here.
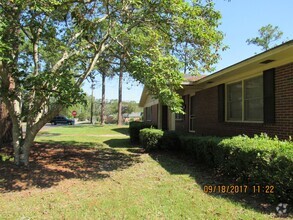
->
[161,131,181,151]
[129,121,153,144]
[136,128,293,202]
[139,128,164,151]
[179,135,223,166]
[219,134,293,202]
[178,133,293,203]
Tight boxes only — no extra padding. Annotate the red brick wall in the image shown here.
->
[144,104,158,127]
[194,63,293,140]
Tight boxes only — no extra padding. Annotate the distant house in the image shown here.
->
[0,100,12,144]
[123,112,142,123]
[139,40,293,139]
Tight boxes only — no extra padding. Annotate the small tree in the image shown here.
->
[246,24,283,51]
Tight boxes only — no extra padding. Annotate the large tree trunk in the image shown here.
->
[0,102,12,145]
[20,105,62,166]
[117,59,123,126]
[21,127,38,166]
[100,72,106,125]
[11,120,22,166]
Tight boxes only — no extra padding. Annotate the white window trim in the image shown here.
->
[225,74,264,123]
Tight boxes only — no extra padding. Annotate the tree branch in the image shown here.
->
[76,32,111,87]
[67,30,83,46]
[50,44,91,73]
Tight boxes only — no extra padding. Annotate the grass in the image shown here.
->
[0,124,289,219]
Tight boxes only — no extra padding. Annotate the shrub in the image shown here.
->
[219,134,293,202]
[161,131,181,151]
[179,135,223,166]
[78,112,87,121]
[139,128,164,151]
[129,121,153,144]
[178,133,293,203]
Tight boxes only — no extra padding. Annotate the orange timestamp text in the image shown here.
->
[203,185,275,194]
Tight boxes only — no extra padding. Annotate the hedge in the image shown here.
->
[139,128,164,151]
[161,131,181,151]
[177,133,293,203]
[129,121,153,144]
[179,135,223,166]
[219,134,293,202]
[135,128,293,202]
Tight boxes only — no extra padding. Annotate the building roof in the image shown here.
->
[195,40,293,88]
[139,74,204,106]
[184,74,206,82]
[139,40,293,106]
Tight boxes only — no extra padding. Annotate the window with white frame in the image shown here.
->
[227,75,263,122]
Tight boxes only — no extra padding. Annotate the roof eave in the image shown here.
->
[195,40,293,85]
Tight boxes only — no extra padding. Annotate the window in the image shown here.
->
[226,75,263,122]
[145,107,152,121]
[227,82,242,121]
[244,76,263,121]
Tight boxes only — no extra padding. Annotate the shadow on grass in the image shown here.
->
[104,138,136,149]
[38,132,62,137]
[111,127,129,136]
[104,138,145,154]
[0,140,140,193]
[149,151,282,216]
[48,124,103,128]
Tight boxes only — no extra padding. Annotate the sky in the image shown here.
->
[83,0,293,102]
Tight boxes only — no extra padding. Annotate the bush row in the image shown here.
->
[136,127,293,203]
[129,121,154,144]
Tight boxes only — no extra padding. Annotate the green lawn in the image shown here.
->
[0,124,286,219]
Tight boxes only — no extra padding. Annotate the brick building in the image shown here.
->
[139,40,293,139]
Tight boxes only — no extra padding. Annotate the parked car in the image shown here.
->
[50,116,75,125]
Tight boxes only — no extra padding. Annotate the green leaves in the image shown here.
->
[246,24,284,51]
[129,52,184,113]
[139,128,164,151]
[1,0,225,123]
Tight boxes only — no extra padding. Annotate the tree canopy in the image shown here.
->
[0,0,225,165]
[246,24,284,51]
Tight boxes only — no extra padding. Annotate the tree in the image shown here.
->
[123,101,140,115]
[117,55,124,126]
[60,94,99,121]
[93,53,115,125]
[0,0,225,166]
[90,78,96,124]
[246,24,284,51]
[100,71,106,125]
